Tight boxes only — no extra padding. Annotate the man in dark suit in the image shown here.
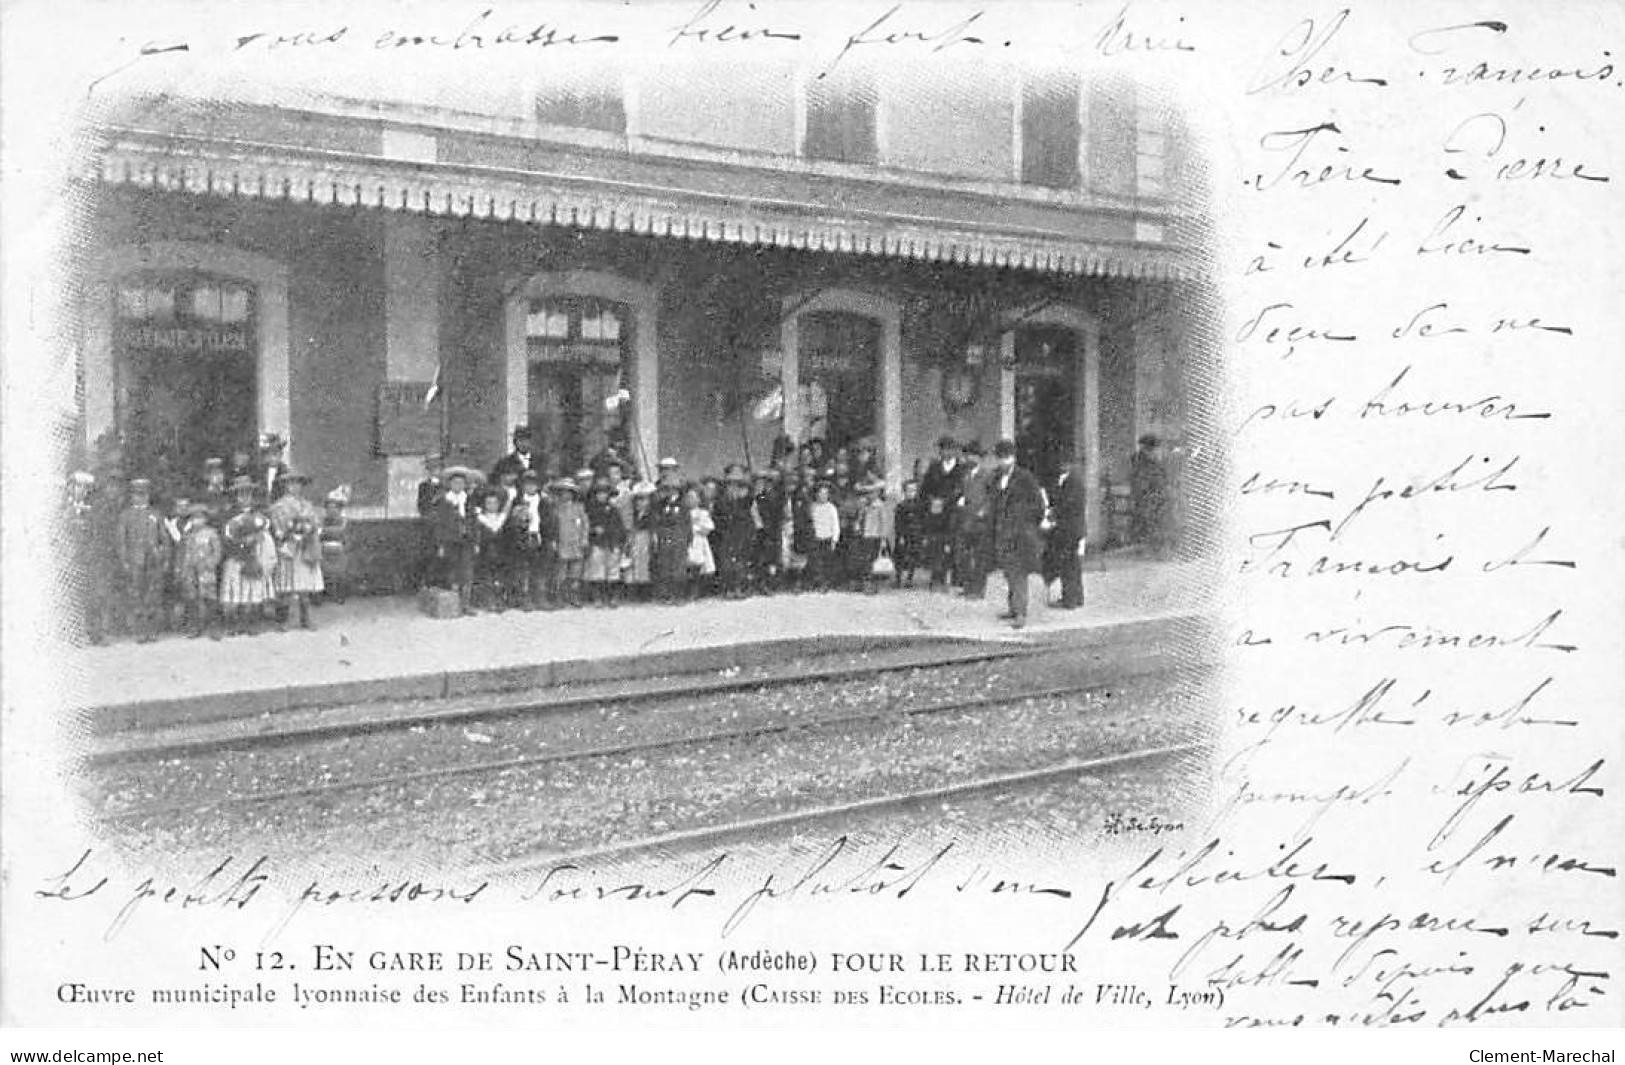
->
[491,425,538,483]
[988,438,1046,629]
[918,435,965,589]
[955,441,992,598]
[1047,461,1087,609]
[415,453,444,590]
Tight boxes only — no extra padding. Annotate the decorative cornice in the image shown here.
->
[92,126,1198,282]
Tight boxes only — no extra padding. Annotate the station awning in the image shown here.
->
[91,120,1198,282]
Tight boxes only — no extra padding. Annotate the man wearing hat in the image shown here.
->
[712,465,755,599]
[1047,460,1088,610]
[1130,433,1170,556]
[987,439,1047,629]
[919,435,966,589]
[116,478,168,643]
[492,425,538,483]
[955,440,992,599]
[651,458,689,603]
[750,467,787,594]
[269,471,325,630]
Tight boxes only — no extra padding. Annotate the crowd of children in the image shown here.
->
[62,433,351,643]
[414,426,930,617]
[61,424,1085,642]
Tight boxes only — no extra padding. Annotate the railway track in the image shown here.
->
[488,740,1202,872]
[95,656,1211,826]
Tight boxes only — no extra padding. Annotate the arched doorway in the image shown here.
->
[999,304,1100,533]
[505,271,658,478]
[780,289,902,488]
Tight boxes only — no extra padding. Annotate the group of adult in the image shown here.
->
[917,435,1087,629]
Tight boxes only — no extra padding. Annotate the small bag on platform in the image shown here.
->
[870,543,896,578]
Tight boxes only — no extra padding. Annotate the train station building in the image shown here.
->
[73,58,1203,584]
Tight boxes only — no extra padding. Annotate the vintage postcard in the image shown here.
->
[1,0,1621,1052]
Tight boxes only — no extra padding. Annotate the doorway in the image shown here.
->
[1012,325,1078,488]
[797,310,880,450]
[525,297,632,476]
[114,274,257,492]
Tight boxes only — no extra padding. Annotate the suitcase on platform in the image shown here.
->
[417,587,462,619]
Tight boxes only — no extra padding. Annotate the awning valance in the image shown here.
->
[91,127,1197,282]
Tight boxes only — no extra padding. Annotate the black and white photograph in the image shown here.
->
[2,0,1621,1053]
[57,21,1217,878]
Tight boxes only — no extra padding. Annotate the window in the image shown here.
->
[525,298,623,350]
[804,73,877,165]
[1020,75,1081,189]
[188,282,252,323]
[536,79,626,133]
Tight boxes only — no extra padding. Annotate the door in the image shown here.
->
[798,310,880,450]
[525,298,631,475]
[1013,325,1078,488]
[115,275,256,492]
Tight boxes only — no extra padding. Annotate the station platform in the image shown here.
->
[63,556,1214,730]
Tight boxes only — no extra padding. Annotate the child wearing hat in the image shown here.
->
[853,476,894,595]
[268,471,324,630]
[174,501,224,639]
[583,480,627,607]
[220,476,277,635]
[434,469,477,615]
[893,479,926,588]
[116,478,168,643]
[320,486,352,604]
[623,481,655,601]
[550,476,588,608]
[199,457,231,525]
[507,470,554,610]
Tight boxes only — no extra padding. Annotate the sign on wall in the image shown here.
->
[375,381,440,456]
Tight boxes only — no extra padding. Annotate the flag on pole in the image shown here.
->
[423,363,441,411]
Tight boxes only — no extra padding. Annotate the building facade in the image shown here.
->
[75,58,1202,584]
